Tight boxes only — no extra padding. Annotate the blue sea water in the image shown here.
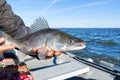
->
[58,28,120,66]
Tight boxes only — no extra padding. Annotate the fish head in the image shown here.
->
[47,29,86,52]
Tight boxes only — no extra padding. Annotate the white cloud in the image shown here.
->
[49,0,114,14]
[41,0,59,15]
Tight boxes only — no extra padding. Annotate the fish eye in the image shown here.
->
[68,39,74,43]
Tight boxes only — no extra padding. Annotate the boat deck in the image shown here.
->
[25,53,118,80]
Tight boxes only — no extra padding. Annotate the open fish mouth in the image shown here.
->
[75,44,86,50]
[68,44,86,51]
[75,42,86,49]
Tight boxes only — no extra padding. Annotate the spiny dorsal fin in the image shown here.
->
[30,17,49,33]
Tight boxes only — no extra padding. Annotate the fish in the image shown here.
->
[0,28,86,60]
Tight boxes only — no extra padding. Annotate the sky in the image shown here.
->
[7,0,120,28]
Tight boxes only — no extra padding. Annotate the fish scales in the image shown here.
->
[0,28,86,59]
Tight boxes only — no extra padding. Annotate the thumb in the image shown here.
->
[0,38,5,44]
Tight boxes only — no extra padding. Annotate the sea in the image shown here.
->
[58,28,120,66]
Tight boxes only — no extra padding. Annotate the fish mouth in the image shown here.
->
[76,42,86,48]
[74,44,86,50]
[68,43,86,51]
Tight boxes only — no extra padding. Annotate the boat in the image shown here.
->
[25,52,120,80]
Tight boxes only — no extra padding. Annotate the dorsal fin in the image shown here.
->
[30,17,49,33]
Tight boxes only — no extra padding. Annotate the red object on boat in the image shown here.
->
[0,58,34,80]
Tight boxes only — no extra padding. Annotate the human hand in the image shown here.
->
[32,48,62,59]
[0,38,16,53]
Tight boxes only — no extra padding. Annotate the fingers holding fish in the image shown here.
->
[0,38,16,53]
[43,50,62,59]
[32,48,39,53]
[0,44,16,53]
[32,47,61,59]
[39,50,61,58]
[54,51,61,56]
[0,38,5,44]
[47,50,54,57]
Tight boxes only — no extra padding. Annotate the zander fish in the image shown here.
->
[0,28,86,59]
